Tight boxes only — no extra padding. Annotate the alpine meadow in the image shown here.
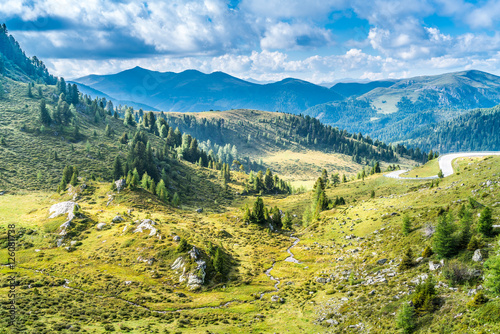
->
[1,2,500,333]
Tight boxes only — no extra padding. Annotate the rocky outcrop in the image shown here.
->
[133,219,157,236]
[112,215,124,223]
[115,179,126,192]
[472,249,482,262]
[171,246,207,290]
[49,201,79,236]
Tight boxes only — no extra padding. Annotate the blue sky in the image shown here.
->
[2,0,500,84]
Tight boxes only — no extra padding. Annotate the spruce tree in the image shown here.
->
[399,248,414,271]
[39,100,51,125]
[283,212,292,230]
[432,213,456,259]
[395,304,416,334]
[251,197,266,224]
[264,169,274,191]
[484,252,500,294]
[172,192,180,207]
[402,214,412,236]
[70,172,78,186]
[112,156,122,181]
[213,247,225,275]
[477,206,493,237]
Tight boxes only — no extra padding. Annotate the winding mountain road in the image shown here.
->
[385,151,500,180]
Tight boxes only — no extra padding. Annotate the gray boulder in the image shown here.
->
[377,258,388,265]
[115,179,126,192]
[112,215,124,223]
[96,223,106,230]
[196,208,203,213]
[173,235,181,242]
[429,261,441,271]
[472,249,482,262]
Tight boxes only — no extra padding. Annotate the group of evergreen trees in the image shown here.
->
[431,205,493,259]
[57,165,79,192]
[242,197,292,230]
[0,24,56,84]
[244,169,292,195]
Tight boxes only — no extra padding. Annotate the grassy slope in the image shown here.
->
[1,155,499,333]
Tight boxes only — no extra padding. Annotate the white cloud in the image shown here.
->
[260,22,334,50]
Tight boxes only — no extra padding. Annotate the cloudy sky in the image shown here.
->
[2,0,500,84]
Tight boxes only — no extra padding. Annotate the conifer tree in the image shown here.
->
[402,214,412,236]
[112,156,123,181]
[399,248,414,271]
[283,212,293,230]
[477,206,493,237]
[172,192,180,207]
[242,206,252,224]
[395,304,416,334]
[264,168,274,191]
[105,124,111,137]
[149,179,156,194]
[432,213,456,258]
[70,172,78,186]
[39,100,51,125]
[213,247,225,275]
[251,197,266,224]
[331,173,340,187]
[342,174,347,183]
[156,179,168,202]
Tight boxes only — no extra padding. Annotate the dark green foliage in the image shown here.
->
[412,277,438,315]
[432,213,457,259]
[250,197,266,225]
[246,170,291,195]
[457,208,472,249]
[283,212,293,230]
[156,179,169,202]
[437,169,444,178]
[477,206,493,236]
[484,250,500,294]
[172,192,180,207]
[269,206,282,229]
[70,172,78,186]
[467,235,483,251]
[370,190,375,198]
[402,214,411,236]
[39,100,51,125]
[395,304,416,334]
[331,173,340,187]
[213,247,227,276]
[442,260,472,285]
[176,239,190,253]
[468,291,488,308]
[399,248,414,271]
[112,156,123,181]
[0,25,56,84]
[422,246,433,258]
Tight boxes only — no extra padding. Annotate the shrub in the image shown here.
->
[442,260,472,285]
[399,248,414,271]
[402,214,411,236]
[395,304,416,334]
[412,277,438,315]
[467,291,488,308]
[422,246,433,258]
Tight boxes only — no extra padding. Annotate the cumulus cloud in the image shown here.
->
[3,0,500,82]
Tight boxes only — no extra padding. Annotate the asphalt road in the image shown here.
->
[385,151,500,180]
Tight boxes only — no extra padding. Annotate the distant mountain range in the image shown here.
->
[73,67,500,148]
[74,67,342,113]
